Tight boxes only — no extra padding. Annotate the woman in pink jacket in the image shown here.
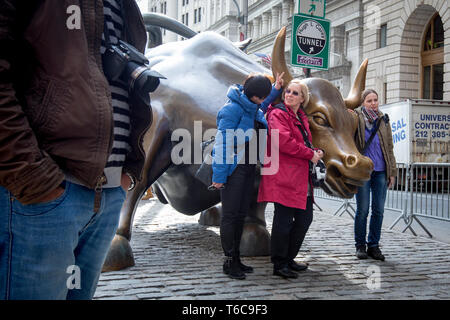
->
[258,79,323,279]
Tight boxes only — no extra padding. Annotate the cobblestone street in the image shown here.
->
[94,198,450,300]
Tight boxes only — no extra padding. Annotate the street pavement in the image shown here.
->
[94,197,450,300]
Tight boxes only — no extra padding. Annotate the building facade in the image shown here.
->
[143,0,449,101]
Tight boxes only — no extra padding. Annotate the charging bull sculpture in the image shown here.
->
[103,22,373,271]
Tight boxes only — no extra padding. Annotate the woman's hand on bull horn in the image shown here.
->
[275,72,285,90]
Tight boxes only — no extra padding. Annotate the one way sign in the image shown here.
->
[299,0,326,19]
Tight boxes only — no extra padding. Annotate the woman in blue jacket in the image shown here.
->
[211,73,283,280]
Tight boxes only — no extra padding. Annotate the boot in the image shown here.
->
[237,257,254,273]
[367,246,385,261]
[356,245,368,259]
[223,257,246,280]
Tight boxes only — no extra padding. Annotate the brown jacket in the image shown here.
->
[0,0,150,204]
[354,107,397,177]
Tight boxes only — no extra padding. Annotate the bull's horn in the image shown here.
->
[344,58,368,109]
[272,26,293,88]
[142,12,197,39]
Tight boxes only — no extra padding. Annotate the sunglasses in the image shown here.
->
[285,89,299,96]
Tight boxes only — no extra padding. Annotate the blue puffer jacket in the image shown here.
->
[212,84,281,183]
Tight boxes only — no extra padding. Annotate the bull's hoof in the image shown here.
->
[239,222,270,256]
[102,234,135,272]
[198,205,221,226]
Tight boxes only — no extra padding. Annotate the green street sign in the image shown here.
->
[299,0,326,18]
[291,14,330,70]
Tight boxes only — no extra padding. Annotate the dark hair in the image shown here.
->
[243,73,272,100]
[362,89,378,103]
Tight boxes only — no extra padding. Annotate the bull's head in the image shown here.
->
[272,27,373,198]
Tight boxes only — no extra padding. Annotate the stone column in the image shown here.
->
[216,0,221,23]
[253,17,260,39]
[271,6,280,32]
[281,0,291,26]
[248,22,253,39]
[165,0,178,42]
[262,12,269,36]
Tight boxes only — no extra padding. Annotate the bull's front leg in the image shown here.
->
[102,110,171,272]
[198,172,271,256]
[240,197,270,257]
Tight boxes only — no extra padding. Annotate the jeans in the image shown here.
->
[354,171,388,248]
[0,181,125,300]
[220,164,256,258]
[271,198,313,270]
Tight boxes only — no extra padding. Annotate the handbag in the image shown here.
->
[194,137,224,190]
[296,114,327,188]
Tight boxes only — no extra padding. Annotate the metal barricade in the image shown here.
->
[390,162,449,237]
[314,162,450,238]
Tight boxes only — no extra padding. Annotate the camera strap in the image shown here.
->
[296,112,313,150]
[102,0,123,46]
[103,17,112,46]
[361,117,383,155]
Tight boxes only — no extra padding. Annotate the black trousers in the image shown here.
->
[220,164,256,257]
[271,197,313,270]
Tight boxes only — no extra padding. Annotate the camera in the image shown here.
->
[102,40,165,104]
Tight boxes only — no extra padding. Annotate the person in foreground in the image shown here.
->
[0,0,151,299]
[211,73,283,280]
[258,79,323,279]
[351,89,396,261]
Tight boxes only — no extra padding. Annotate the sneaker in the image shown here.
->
[367,246,385,261]
[355,245,368,259]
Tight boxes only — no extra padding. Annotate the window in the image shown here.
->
[379,24,387,48]
[198,7,201,22]
[421,14,444,100]
[185,13,189,26]
[194,9,197,24]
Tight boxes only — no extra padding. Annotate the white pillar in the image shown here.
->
[271,7,280,32]
[262,12,269,36]
[253,17,260,38]
[281,0,291,26]
[165,0,178,42]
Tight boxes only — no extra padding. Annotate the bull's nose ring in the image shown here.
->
[344,155,358,168]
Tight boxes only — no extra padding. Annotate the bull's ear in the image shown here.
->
[265,74,275,83]
[344,58,368,110]
[233,38,252,51]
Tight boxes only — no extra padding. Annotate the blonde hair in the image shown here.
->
[282,79,310,107]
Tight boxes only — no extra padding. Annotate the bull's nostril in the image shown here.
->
[345,155,357,167]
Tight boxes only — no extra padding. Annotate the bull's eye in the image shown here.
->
[312,113,329,127]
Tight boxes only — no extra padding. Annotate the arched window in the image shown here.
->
[421,14,444,100]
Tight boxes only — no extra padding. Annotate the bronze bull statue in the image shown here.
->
[102,25,373,272]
